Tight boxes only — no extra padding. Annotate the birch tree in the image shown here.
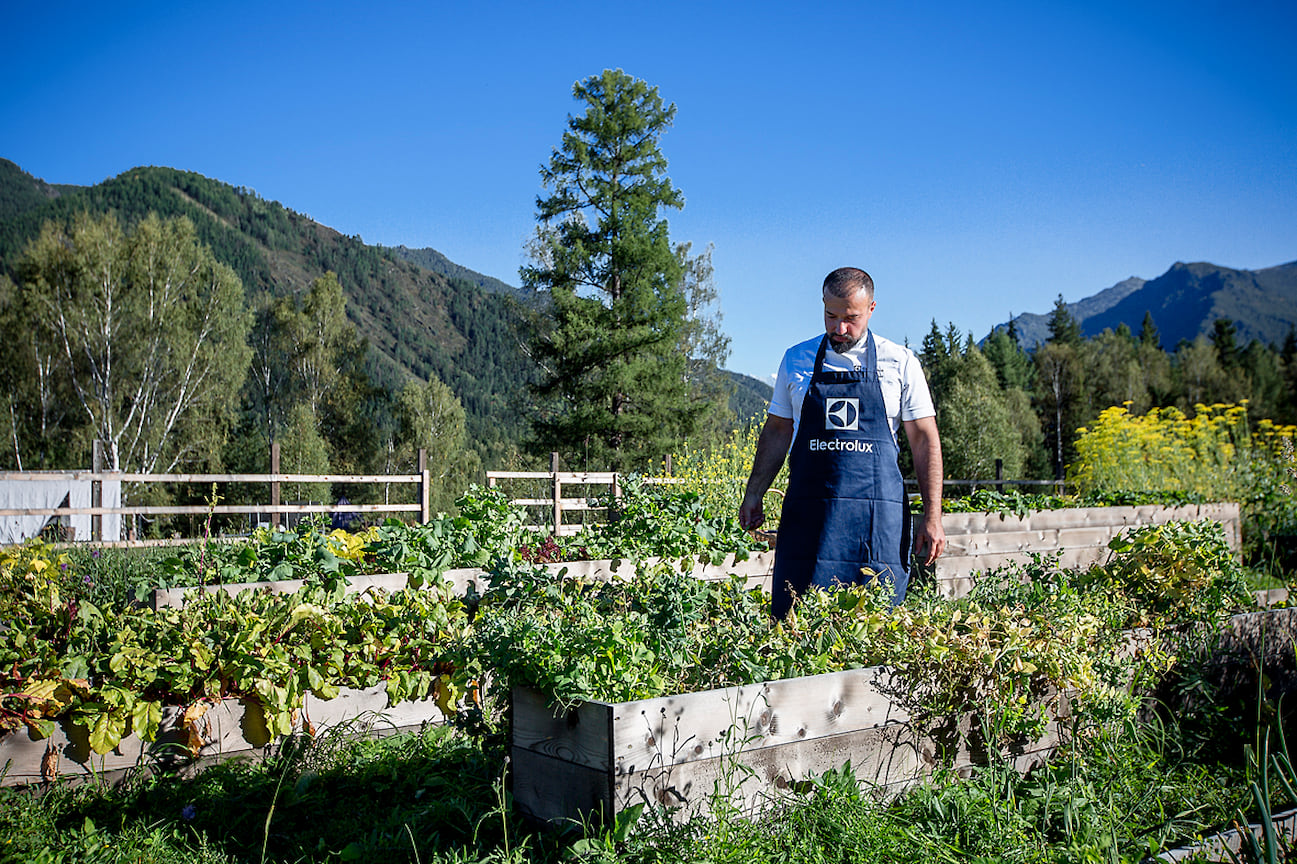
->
[18,212,252,472]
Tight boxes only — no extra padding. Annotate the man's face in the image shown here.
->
[823,287,876,352]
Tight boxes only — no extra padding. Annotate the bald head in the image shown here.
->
[823,267,874,302]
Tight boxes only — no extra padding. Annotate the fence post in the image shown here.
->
[551,452,561,536]
[418,449,430,524]
[91,441,104,542]
[995,458,1004,495]
[270,441,281,530]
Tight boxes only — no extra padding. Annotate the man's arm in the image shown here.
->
[739,414,794,530]
[903,415,946,565]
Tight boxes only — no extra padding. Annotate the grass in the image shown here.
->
[0,710,1269,864]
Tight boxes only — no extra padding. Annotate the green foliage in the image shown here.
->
[1098,520,1252,628]
[395,374,482,515]
[522,69,703,471]
[1,558,469,754]
[576,475,758,564]
[10,211,252,473]
[472,518,1243,746]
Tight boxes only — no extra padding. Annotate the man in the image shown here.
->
[739,267,945,618]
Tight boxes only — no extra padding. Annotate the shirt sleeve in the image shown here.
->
[899,350,936,421]
[768,350,795,419]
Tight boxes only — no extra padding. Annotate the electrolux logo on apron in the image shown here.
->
[772,332,910,619]
[811,396,875,451]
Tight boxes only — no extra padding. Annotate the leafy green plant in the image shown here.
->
[2,565,470,754]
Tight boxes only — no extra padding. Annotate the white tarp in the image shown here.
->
[0,477,122,545]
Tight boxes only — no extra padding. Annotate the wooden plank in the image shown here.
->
[608,668,911,772]
[609,721,1060,822]
[1158,806,1297,863]
[944,523,1169,556]
[935,546,1109,580]
[513,668,910,774]
[610,721,931,821]
[553,472,619,484]
[512,746,613,825]
[511,687,613,769]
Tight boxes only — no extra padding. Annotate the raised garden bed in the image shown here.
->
[510,602,1295,828]
[510,668,1067,826]
[0,683,447,787]
[934,502,1240,597]
[151,551,777,609]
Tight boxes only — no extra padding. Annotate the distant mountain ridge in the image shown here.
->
[994,262,1297,349]
[388,244,524,299]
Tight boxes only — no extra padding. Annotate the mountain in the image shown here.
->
[726,370,773,425]
[998,276,1146,348]
[388,245,523,299]
[0,161,538,461]
[994,262,1297,350]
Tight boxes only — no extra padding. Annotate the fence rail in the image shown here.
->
[0,443,431,545]
[487,455,1064,536]
[486,461,622,536]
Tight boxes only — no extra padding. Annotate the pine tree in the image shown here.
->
[521,69,702,471]
[1046,295,1083,346]
[1139,311,1161,349]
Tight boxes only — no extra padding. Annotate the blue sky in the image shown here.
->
[2,0,1294,379]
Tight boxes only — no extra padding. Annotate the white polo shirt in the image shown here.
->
[768,331,936,443]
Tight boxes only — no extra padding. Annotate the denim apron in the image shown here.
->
[771,332,911,618]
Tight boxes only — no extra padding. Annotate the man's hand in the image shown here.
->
[913,512,946,566]
[739,492,766,530]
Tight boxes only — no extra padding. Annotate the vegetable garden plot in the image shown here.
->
[0,683,446,786]
[148,501,1238,609]
[509,603,1297,828]
[934,502,1239,597]
[510,668,1069,826]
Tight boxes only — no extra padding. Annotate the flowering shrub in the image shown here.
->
[668,423,786,525]
[1069,403,1297,569]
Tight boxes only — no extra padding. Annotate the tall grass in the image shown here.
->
[0,711,1266,864]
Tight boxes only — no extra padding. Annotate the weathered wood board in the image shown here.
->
[1157,806,1297,862]
[510,666,1065,826]
[0,684,445,787]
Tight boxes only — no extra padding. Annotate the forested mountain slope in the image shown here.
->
[0,160,772,460]
[0,162,538,457]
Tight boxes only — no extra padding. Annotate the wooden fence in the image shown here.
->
[0,443,431,545]
[487,454,1066,537]
[486,453,622,536]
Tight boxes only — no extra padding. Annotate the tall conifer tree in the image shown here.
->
[522,69,701,470]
